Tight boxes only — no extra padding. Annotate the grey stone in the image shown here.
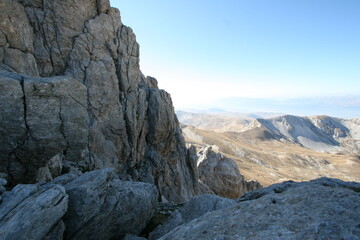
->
[145,76,159,89]
[49,172,82,186]
[0,178,6,203]
[63,168,158,240]
[0,0,199,202]
[149,194,235,240]
[35,153,64,183]
[159,178,360,240]
[0,72,88,184]
[43,220,65,240]
[0,184,68,240]
[36,165,52,183]
[122,234,147,240]
[0,0,34,52]
[3,48,39,77]
[0,178,6,194]
[197,146,262,198]
[0,73,26,176]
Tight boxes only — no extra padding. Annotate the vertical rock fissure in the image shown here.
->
[83,64,93,167]
[123,95,135,162]
[58,98,69,157]
[19,77,31,140]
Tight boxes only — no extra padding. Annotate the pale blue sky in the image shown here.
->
[111,1,360,112]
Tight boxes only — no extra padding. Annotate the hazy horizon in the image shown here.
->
[176,95,360,119]
[113,1,360,117]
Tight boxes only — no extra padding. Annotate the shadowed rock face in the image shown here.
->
[0,0,198,202]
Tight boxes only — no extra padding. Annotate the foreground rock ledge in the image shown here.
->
[0,184,68,239]
[62,169,158,240]
[158,178,360,240]
[0,169,158,240]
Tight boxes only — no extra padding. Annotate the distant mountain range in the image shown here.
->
[177,96,360,119]
[176,110,283,132]
[177,111,360,154]
[254,115,360,154]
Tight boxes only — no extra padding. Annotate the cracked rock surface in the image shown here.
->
[0,168,158,239]
[62,168,158,240]
[0,183,68,239]
[159,178,360,240]
[197,146,262,199]
[0,0,198,201]
[149,194,236,240]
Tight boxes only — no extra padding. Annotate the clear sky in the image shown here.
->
[111,0,360,112]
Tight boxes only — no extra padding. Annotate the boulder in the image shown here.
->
[149,194,235,240]
[0,184,68,240]
[197,146,262,198]
[159,178,360,239]
[62,168,158,240]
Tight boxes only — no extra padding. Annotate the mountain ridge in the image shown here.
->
[179,111,360,187]
[178,110,360,154]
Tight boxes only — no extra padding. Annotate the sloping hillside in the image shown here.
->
[254,115,360,154]
[181,116,360,186]
[179,111,360,154]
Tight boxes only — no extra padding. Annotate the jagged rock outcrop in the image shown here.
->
[0,0,198,201]
[0,183,68,239]
[197,146,262,198]
[62,168,158,240]
[149,194,236,240]
[159,178,360,239]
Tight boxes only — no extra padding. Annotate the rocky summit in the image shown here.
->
[0,0,359,239]
[159,178,360,240]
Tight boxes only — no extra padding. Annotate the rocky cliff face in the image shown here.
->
[197,146,262,198]
[0,0,197,202]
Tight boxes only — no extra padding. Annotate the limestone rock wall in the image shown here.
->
[0,0,198,202]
